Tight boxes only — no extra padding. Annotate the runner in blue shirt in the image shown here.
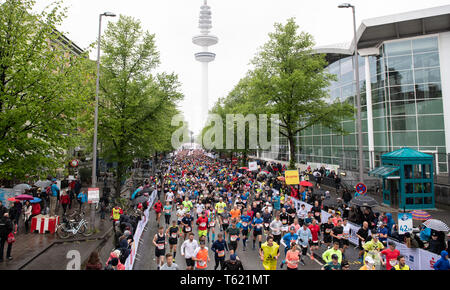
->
[280,226,299,269]
[273,194,281,211]
[237,215,252,251]
[252,212,264,250]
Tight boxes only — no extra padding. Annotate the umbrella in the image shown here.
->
[300,181,313,187]
[34,180,52,189]
[322,198,338,208]
[423,219,449,232]
[239,167,249,170]
[350,195,378,208]
[14,194,34,201]
[131,195,149,206]
[411,210,432,221]
[13,184,31,194]
[30,198,42,204]
[7,197,17,202]
[277,176,285,181]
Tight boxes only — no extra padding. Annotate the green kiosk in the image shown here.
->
[369,147,435,210]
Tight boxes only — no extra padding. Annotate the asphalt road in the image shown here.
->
[134,208,366,270]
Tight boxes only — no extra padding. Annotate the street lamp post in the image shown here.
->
[92,12,116,189]
[338,3,364,183]
[91,12,115,232]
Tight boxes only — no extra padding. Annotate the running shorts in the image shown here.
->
[155,248,165,257]
[342,239,350,246]
[198,230,207,237]
[323,235,332,243]
[169,238,178,245]
[301,246,308,256]
[242,229,249,237]
[253,230,263,237]
[185,258,195,267]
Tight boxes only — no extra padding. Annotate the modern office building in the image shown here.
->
[261,5,450,178]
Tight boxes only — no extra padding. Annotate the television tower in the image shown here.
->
[193,0,218,125]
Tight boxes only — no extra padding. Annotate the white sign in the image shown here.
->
[249,162,258,172]
[398,213,413,235]
[88,188,100,204]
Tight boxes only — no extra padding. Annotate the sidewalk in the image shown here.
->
[0,182,118,270]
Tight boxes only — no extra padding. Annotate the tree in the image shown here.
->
[0,0,95,181]
[249,18,354,169]
[98,15,183,196]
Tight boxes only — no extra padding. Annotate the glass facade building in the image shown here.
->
[260,9,450,176]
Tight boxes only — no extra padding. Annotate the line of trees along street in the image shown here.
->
[0,1,187,193]
[202,18,354,169]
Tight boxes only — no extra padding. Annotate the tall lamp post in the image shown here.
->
[92,12,116,189]
[338,3,364,183]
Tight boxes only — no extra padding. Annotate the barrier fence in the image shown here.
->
[124,189,158,270]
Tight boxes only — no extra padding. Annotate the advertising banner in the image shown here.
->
[285,170,300,185]
[249,162,258,172]
[398,213,413,235]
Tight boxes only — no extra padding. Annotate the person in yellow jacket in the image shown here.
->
[392,255,410,270]
[259,236,280,270]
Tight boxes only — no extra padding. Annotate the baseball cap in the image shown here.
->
[289,226,296,231]
[365,256,374,264]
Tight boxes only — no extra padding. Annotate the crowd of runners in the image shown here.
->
[148,149,418,270]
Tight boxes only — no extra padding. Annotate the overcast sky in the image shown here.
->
[34,0,450,134]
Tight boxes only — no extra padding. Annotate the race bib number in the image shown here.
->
[264,223,270,228]
[256,224,262,229]
[389,259,397,267]
[198,260,206,267]
[218,250,225,257]
[315,212,320,216]
[242,222,248,227]
[209,222,215,227]
[185,226,191,232]
[200,223,206,228]
[231,235,238,241]
[157,243,164,250]
[326,229,331,233]
[281,226,289,232]
[223,219,229,224]
[282,220,287,224]
[171,233,177,238]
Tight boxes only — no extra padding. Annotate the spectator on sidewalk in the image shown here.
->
[0,213,14,262]
[433,250,449,271]
[60,191,70,215]
[77,191,88,212]
[9,202,21,234]
[22,201,32,234]
[0,202,6,217]
[86,251,103,270]
[49,179,60,216]
[31,201,41,218]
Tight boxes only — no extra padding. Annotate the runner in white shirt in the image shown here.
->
[180,233,199,270]
[342,218,352,257]
[270,214,283,246]
[166,191,174,205]
[177,205,186,233]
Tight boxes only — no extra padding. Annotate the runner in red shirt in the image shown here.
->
[153,200,163,224]
[196,213,208,239]
[380,242,401,270]
[308,218,321,260]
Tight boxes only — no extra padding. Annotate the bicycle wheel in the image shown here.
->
[56,225,71,239]
[80,224,93,237]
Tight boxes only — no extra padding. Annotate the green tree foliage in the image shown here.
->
[98,15,183,196]
[0,0,95,181]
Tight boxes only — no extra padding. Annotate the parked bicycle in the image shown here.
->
[56,215,93,239]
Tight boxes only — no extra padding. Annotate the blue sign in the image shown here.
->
[356,183,367,195]
[398,213,413,234]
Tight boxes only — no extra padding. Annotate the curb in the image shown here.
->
[17,226,113,270]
